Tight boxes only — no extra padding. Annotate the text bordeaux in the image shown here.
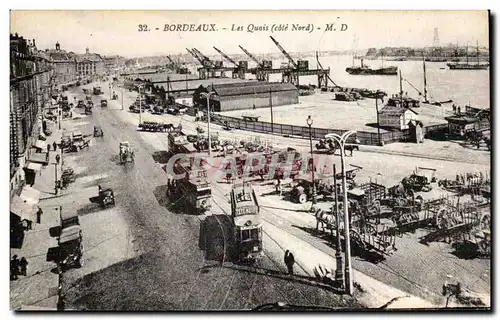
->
[163,24,217,32]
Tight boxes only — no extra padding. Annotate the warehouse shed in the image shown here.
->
[379,105,419,131]
[194,81,298,112]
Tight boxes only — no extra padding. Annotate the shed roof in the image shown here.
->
[380,105,419,116]
[210,82,297,97]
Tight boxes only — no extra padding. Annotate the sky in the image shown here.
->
[10,10,490,58]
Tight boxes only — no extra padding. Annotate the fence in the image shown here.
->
[186,107,450,146]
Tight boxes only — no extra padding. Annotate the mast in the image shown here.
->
[466,43,469,65]
[476,41,480,65]
[423,56,428,102]
[399,70,403,98]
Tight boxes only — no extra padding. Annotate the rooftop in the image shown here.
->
[380,105,419,116]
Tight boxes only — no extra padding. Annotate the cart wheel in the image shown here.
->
[298,193,307,204]
[435,208,449,230]
[349,229,366,252]
[478,239,490,256]
[479,213,491,231]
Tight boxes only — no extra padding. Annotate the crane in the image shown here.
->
[186,48,203,65]
[166,55,179,69]
[213,46,238,67]
[192,48,215,67]
[239,45,262,67]
[269,36,298,69]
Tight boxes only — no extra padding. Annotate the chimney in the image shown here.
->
[33,39,36,47]
[86,47,89,54]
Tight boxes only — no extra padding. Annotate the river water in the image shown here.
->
[266,55,490,108]
[140,54,490,108]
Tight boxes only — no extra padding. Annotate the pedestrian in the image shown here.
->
[36,207,43,224]
[47,144,51,152]
[26,219,33,230]
[55,154,61,165]
[19,257,28,276]
[53,141,57,151]
[284,250,295,276]
[11,255,19,280]
[276,178,282,196]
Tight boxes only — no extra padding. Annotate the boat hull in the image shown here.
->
[345,66,398,75]
[447,63,489,70]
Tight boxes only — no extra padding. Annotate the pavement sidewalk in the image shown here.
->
[262,220,440,309]
[10,120,68,310]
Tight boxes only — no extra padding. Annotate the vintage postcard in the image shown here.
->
[9,10,490,311]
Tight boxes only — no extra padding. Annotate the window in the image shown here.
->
[240,228,260,241]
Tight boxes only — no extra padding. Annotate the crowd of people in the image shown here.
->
[10,255,29,281]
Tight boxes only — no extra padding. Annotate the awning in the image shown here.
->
[25,162,42,171]
[34,140,47,150]
[10,195,36,221]
[20,186,41,205]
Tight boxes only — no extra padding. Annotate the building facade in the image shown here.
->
[379,105,419,131]
[76,48,105,78]
[10,33,53,198]
[46,42,77,86]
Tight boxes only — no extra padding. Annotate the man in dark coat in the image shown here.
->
[11,255,20,280]
[19,257,28,276]
[284,250,295,275]
[53,141,57,151]
[36,207,43,224]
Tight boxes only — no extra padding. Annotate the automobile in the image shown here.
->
[93,125,104,137]
[166,107,180,115]
[58,210,83,269]
[101,99,108,107]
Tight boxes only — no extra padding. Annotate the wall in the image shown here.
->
[401,110,418,130]
[379,114,400,128]
[184,109,449,146]
[217,90,298,112]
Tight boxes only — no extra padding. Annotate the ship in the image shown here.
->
[447,42,489,70]
[345,58,398,75]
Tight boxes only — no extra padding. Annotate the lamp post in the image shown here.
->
[325,130,357,296]
[121,86,124,110]
[201,91,216,157]
[109,84,112,101]
[54,162,58,195]
[333,164,344,288]
[306,116,317,205]
[138,84,143,125]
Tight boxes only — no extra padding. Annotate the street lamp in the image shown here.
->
[306,115,317,205]
[324,130,358,296]
[138,84,144,125]
[332,164,344,288]
[109,84,112,101]
[201,91,216,157]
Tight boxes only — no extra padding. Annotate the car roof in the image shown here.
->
[59,225,81,243]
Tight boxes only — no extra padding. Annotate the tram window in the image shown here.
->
[250,228,260,240]
[241,229,250,241]
[198,189,211,197]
